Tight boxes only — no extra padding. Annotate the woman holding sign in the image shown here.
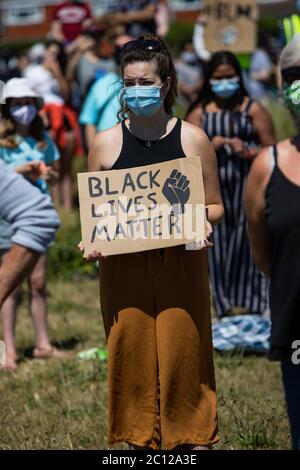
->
[83,36,224,450]
[186,51,276,319]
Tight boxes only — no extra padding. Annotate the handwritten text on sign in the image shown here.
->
[78,156,206,256]
[203,0,257,53]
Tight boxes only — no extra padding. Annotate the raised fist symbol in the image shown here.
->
[162,169,190,213]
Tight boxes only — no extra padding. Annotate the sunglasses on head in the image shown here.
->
[282,66,300,84]
[122,39,166,53]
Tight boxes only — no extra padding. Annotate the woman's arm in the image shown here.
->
[185,106,203,128]
[226,101,276,159]
[87,124,122,171]
[250,101,276,147]
[245,148,272,278]
[197,130,224,225]
[44,55,70,102]
[85,124,97,151]
[181,122,224,226]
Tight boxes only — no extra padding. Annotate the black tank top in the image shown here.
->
[265,144,300,361]
[111,118,186,170]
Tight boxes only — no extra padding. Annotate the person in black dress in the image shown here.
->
[245,34,300,450]
[186,51,276,318]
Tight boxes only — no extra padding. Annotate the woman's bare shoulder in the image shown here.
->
[249,146,274,186]
[181,119,207,141]
[180,119,212,159]
[89,122,123,170]
[93,122,123,150]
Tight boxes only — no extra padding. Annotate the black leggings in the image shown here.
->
[281,361,300,450]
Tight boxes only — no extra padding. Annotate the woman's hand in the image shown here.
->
[203,220,213,249]
[15,161,42,180]
[227,138,247,157]
[78,241,104,261]
[211,136,227,151]
[39,164,59,185]
[43,54,63,78]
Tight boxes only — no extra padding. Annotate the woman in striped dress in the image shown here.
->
[186,51,276,318]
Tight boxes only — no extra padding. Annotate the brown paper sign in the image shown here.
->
[77,156,206,257]
[203,0,258,53]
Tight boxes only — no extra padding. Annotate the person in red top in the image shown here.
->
[51,1,92,43]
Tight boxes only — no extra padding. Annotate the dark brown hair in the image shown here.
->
[119,34,177,119]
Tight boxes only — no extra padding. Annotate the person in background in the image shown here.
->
[175,40,204,106]
[155,0,170,38]
[66,28,118,102]
[98,0,157,38]
[79,33,132,149]
[248,32,275,102]
[49,0,93,45]
[192,12,211,64]
[186,51,276,319]
[0,78,65,371]
[0,160,60,311]
[0,48,20,82]
[24,40,82,209]
[245,33,300,451]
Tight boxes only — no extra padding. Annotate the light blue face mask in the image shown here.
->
[123,85,163,117]
[210,77,240,98]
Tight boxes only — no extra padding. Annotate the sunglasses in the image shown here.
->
[282,66,300,84]
[122,39,166,53]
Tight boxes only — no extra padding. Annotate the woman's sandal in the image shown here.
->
[33,346,71,360]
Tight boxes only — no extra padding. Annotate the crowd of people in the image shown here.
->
[0,0,299,452]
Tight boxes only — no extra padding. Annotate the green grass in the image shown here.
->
[0,102,294,450]
[0,278,290,450]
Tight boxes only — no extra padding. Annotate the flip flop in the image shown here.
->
[33,346,71,359]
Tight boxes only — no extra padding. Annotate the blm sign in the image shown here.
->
[203,0,258,53]
[78,156,207,257]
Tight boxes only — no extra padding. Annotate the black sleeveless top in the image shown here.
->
[111,118,186,170]
[265,144,300,361]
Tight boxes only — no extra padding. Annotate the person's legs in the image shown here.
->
[60,132,76,211]
[27,253,52,352]
[1,285,22,370]
[281,361,300,450]
[0,250,23,370]
[155,247,218,450]
[100,253,161,450]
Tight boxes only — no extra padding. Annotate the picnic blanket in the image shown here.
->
[212,314,271,353]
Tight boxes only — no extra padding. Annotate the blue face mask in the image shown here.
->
[210,77,240,98]
[123,85,163,117]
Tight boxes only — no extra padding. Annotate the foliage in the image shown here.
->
[48,210,97,281]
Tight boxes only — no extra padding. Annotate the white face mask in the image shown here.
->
[10,104,37,125]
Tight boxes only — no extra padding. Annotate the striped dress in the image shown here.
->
[202,99,269,318]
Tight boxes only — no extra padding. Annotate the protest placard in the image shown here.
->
[203,0,258,53]
[78,156,207,257]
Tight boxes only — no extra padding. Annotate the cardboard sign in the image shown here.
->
[78,156,206,257]
[203,0,258,53]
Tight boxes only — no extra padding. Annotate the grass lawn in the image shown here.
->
[0,102,294,451]
[0,278,290,450]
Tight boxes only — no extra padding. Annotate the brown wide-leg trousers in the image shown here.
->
[99,245,218,450]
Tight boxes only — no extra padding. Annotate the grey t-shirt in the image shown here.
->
[76,55,116,97]
[0,160,60,253]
